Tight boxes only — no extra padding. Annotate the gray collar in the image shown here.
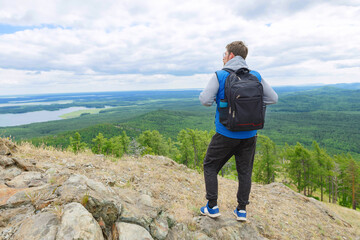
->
[224,56,249,71]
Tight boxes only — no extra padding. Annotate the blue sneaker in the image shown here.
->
[200,202,221,218]
[233,209,246,221]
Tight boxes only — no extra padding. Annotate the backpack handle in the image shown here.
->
[223,68,261,82]
[223,68,249,75]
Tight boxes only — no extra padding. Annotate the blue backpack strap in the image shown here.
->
[249,70,262,82]
[215,70,230,99]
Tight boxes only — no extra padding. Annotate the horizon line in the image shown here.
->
[0,82,359,97]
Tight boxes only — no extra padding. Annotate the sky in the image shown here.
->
[0,0,359,95]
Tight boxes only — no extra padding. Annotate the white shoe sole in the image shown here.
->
[233,211,246,221]
[201,208,221,218]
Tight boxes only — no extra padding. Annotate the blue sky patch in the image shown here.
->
[0,24,68,35]
[0,24,35,34]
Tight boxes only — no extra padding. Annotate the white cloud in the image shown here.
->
[0,0,359,95]
[0,67,212,95]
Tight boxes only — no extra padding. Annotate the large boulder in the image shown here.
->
[5,172,45,188]
[193,216,267,240]
[56,202,104,240]
[0,184,29,206]
[4,184,58,210]
[150,212,170,240]
[167,223,211,240]
[0,166,22,182]
[116,222,153,240]
[0,205,34,228]
[55,174,122,236]
[11,211,59,240]
[11,158,38,172]
[117,189,159,232]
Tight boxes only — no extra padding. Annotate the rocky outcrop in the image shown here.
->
[1,139,359,240]
[0,141,176,240]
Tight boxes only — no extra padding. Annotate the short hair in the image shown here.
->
[226,41,248,59]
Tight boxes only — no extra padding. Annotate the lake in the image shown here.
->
[0,107,89,127]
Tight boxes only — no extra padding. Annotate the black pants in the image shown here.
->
[203,133,257,206]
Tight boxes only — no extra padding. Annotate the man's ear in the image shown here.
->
[229,52,235,59]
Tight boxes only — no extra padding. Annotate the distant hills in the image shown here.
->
[330,82,360,89]
[273,82,360,95]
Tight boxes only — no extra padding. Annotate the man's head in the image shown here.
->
[223,41,248,65]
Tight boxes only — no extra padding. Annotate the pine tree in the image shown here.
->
[138,130,167,156]
[120,131,131,154]
[177,129,194,167]
[92,133,105,154]
[102,138,113,155]
[253,135,278,184]
[284,142,315,195]
[345,155,360,210]
[69,132,87,154]
[312,141,329,201]
[110,136,124,158]
[335,154,350,206]
[176,129,212,169]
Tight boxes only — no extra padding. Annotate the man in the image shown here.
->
[199,41,278,221]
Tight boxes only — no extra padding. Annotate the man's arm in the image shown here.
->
[199,73,219,106]
[261,78,278,105]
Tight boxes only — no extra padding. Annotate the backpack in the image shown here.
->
[218,68,266,131]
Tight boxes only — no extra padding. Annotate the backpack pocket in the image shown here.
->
[230,96,264,131]
[219,100,228,124]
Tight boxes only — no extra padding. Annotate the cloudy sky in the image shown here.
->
[0,0,359,95]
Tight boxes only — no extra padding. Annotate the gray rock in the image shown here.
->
[56,202,104,240]
[195,216,266,240]
[116,222,153,240]
[139,194,153,207]
[5,184,57,210]
[0,166,22,181]
[11,211,59,240]
[5,190,32,207]
[56,174,112,203]
[0,205,34,228]
[150,213,169,240]
[0,156,14,168]
[5,172,44,188]
[55,174,121,236]
[167,223,197,240]
[11,158,38,171]
[118,194,158,232]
